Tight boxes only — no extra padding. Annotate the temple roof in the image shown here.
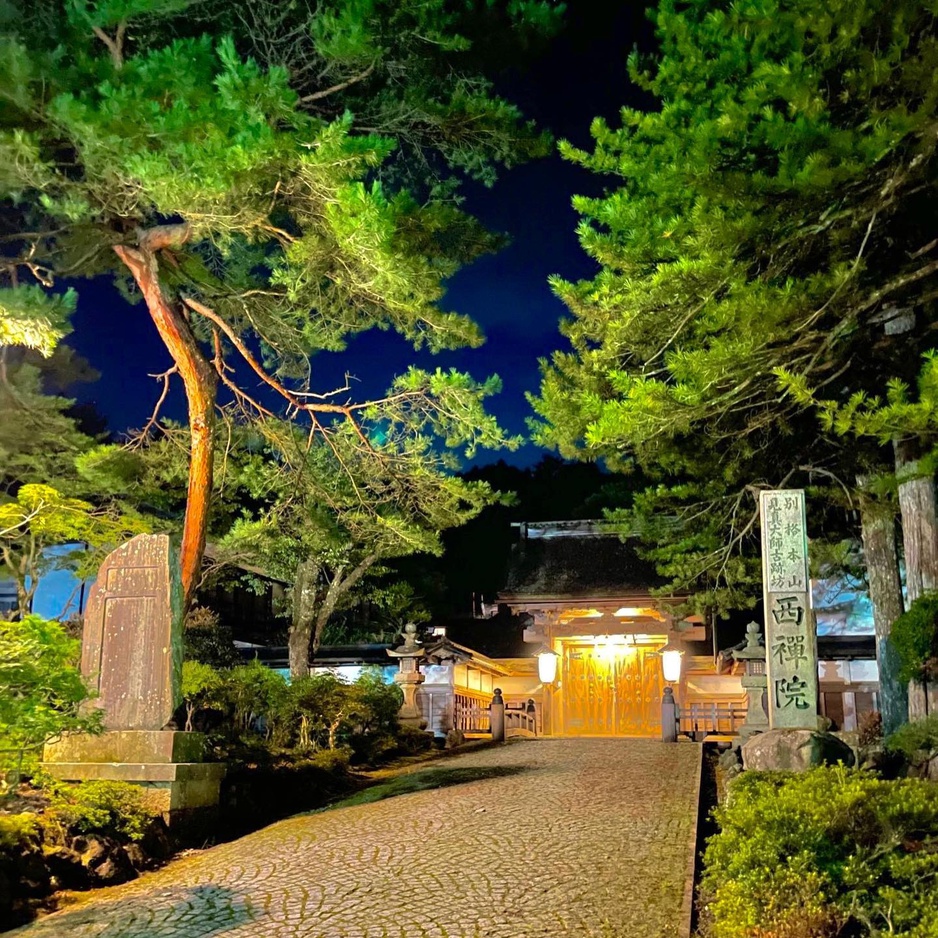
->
[422,637,512,675]
[499,523,665,602]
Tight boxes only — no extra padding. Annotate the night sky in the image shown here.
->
[66,5,655,468]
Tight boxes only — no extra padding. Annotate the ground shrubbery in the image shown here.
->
[41,778,157,843]
[0,616,100,793]
[887,714,938,763]
[700,766,938,938]
[182,660,425,766]
[0,777,165,929]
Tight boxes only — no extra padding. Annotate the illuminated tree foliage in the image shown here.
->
[0,615,101,791]
[0,0,558,608]
[86,412,505,676]
[0,346,101,498]
[531,0,938,728]
[532,0,938,593]
[0,483,148,617]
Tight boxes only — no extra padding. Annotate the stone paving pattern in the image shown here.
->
[14,739,701,938]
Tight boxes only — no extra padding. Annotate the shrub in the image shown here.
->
[700,767,938,938]
[180,660,224,732]
[184,605,239,668]
[301,748,352,773]
[857,710,882,750]
[0,616,101,792]
[44,780,158,842]
[887,713,938,760]
[352,669,403,737]
[219,660,289,738]
[0,813,40,850]
[891,593,938,683]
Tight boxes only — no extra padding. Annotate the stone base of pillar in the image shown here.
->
[43,731,226,825]
[394,676,427,729]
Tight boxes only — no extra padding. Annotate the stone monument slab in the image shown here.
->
[80,533,183,730]
[44,534,225,827]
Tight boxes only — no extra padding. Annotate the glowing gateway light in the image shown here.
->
[537,650,558,683]
[661,648,684,683]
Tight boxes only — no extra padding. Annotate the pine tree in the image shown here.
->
[1,0,558,608]
[531,0,938,731]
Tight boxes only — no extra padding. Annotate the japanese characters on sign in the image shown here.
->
[760,490,818,728]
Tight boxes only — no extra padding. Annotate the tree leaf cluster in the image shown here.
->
[531,0,938,610]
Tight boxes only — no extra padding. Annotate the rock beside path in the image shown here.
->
[742,729,855,772]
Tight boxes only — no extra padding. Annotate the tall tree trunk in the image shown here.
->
[289,554,379,678]
[858,477,907,734]
[310,555,378,654]
[893,438,938,719]
[114,228,217,612]
[289,557,320,679]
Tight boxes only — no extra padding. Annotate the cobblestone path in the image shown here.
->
[15,739,701,938]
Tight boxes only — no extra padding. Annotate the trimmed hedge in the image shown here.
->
[700,767,938,938]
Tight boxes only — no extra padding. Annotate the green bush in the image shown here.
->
[190,661,410,765]
[891,593,938,683]
[180,660,224,732]
[0,615,101,792]
[700,767,938,938]
[887,713,938,760]
[219,660,289,738]
[0,813,40,850]
[301,748,352,773]
[45,779,158,842]
[183,605,239,668]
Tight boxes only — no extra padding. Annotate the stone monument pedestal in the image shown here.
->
[43,731,226,824]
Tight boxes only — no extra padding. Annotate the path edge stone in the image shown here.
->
[679,744,703,938]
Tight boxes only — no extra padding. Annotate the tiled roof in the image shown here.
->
[501,532,665,600]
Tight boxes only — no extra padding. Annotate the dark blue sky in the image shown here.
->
[67,5,654,468]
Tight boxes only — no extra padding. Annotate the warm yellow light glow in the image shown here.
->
[593,634,635,661]
[537,651,558,683]
[613,606,666,620]
[561,608,605,620]
[594,635,612,661]
[661,648,684,683]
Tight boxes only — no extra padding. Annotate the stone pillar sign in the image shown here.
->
[760,489,818,728]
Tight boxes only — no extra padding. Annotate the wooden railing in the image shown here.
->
[679,701,747,738]
[454,693,539,737]
[505,708,537,738]
[454,692,491,734]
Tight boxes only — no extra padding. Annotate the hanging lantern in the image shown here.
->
[537,650,558,684]
[661,643,684,683]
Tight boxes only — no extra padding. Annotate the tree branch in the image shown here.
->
[92,22,126,70]
[299,64,375,104]
[181,295,373,448]
[131,365,178,445]
[312,553,379,651]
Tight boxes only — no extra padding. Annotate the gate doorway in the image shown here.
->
[560,637,665,736]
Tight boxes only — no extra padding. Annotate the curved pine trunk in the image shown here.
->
[114,239,217,612]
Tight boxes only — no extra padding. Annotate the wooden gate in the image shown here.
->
[561,641,663,736]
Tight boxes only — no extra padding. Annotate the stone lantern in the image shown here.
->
[387,622,426,728]
[733,621,770,739]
